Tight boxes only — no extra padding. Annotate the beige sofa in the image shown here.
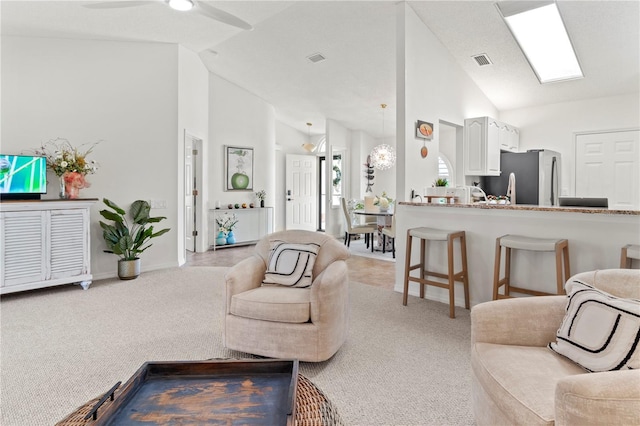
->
[471,269,640,425]
[224,230,350,362]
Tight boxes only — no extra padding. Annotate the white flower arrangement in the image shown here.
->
[215,212,238,233]
[373,191,393,209]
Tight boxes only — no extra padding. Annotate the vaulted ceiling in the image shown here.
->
[2,1,638,138]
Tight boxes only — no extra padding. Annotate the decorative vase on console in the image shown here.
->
[226,230,236,245]
[63,171,90,199]
[216,231,227,246]
[255,190,266,208]
[32,138,99,199]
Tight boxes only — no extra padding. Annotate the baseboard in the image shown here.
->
[91,261,180,281]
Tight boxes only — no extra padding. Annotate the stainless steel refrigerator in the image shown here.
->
[480,149,561,206]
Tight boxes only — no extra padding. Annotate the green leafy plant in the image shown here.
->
[434,178,449,187]
[99,198,170,261]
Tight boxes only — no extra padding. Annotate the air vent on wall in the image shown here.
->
[472,53,493,66]
[307,53,326,63]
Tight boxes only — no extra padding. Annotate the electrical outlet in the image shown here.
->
[148,200,167,209]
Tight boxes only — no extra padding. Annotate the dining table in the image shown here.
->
[353,209,394,252]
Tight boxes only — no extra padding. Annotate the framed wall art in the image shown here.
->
[225,146,254,191]
[416,120,433,140]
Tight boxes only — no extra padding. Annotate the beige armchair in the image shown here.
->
[471,269,640,425]
[224,230,350,362]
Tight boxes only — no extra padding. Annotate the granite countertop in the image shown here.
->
[397,201,640,216]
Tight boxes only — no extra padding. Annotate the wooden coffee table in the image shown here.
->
[56,362,342,426]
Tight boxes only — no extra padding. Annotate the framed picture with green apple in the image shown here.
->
[225,146,253,191]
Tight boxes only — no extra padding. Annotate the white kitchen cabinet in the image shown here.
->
[464,117,501,176]
[0,200,96,294]
[464,117,520,175]
[500,123,520,152]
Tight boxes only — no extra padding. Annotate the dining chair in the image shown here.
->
[340,198,375,250]
[381,214,396,258]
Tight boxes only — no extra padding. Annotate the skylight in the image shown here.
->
[496,1,583,84]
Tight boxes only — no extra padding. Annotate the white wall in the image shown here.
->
[326,119,350,237]
[1,36,179,279]
[208,73,276,241]
[396,3,498,201]
[500,93,640,196]
[350,131,372,199]
[178,46,210,257]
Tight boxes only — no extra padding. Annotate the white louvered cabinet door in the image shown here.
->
[50,209,88,279]
[0,211,47,287]
[1,200,95,294]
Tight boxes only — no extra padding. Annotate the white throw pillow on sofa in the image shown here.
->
[548,280,640,372]
[262,241,320,288]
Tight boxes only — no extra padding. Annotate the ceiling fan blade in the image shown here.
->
[83,1,155,9]
[194,1,253,31]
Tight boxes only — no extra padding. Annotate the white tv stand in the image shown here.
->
[0,199,96,294]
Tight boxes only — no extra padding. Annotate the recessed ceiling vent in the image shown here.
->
[472,53,493,66]
[307,53,326,63]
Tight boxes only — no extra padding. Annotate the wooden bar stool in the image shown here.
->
[402,227,470,318]
[493,234,570,300]
[620,244,640,268]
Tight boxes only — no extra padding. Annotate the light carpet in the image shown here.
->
[0,267,472,425]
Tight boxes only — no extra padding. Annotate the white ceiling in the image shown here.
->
[2,1,639,138]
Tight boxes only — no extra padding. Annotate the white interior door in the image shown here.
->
[576,130,639,209]
[286,154,317,231]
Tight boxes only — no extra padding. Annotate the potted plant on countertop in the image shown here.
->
[99,198,170,280]
[434,178,449,196]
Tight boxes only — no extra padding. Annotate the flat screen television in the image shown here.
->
[0,154,47,200]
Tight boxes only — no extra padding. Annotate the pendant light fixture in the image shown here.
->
[370,104,396,170]
[302,122,316,152]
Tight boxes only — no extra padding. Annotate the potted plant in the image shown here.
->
[434,178,449,196]
[99,198,170,280]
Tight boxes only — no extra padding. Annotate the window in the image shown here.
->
[438,155,452,182]
[318,154,342,231]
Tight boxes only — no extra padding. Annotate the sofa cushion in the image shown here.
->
[230,286,311,323]
[472,343,585,425]
[262,241,320,288]
[549,280,640,372]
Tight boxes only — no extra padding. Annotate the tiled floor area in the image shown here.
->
[186,243,396,291]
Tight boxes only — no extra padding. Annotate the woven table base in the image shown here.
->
[56,373,343,426]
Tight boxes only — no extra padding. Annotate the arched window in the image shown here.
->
[438,155,453,184]
[316,137,326,153]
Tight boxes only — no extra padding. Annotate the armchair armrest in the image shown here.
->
[555,370,640,426]
[224,255,266,314]
[309,260,349,326]
[471,296,567,347]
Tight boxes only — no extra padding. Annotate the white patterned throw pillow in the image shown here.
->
[548,280,640,372]
[262,241,320,288]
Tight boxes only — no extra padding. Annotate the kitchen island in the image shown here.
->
[394,202,639,309]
